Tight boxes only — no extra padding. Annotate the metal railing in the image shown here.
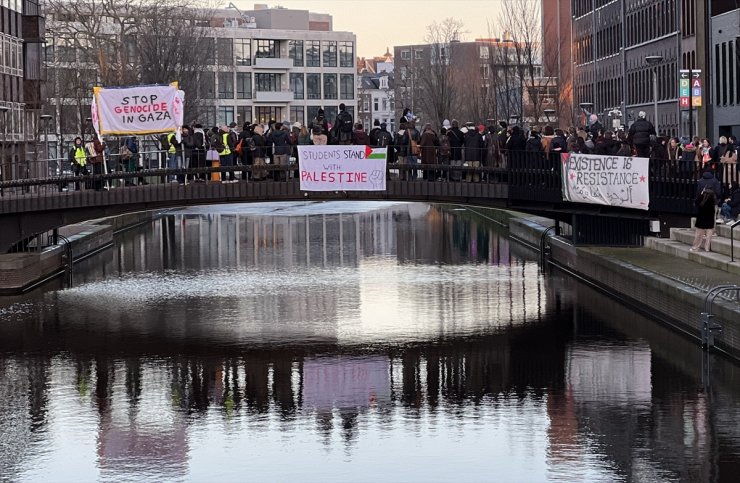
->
[700,285,740,350]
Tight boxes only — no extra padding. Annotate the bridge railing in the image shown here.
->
[1,147,734,219]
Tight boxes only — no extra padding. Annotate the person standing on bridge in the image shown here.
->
[68,136,88,191]
[627,111,655,158]
[166,130,183,184]
[690,186,718,252]
[331,103,354,146]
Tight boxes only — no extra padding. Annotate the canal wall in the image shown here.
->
[0,211,157,294]
[508,214,740,361]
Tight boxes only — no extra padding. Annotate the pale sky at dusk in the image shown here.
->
[232,0,506,57]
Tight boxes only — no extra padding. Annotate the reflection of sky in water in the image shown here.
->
[1,202,738,482]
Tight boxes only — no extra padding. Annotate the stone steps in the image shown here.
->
[645,219,740,275]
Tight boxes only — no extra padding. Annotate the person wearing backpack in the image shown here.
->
[331,103,354,145]
[438,127,451,178]
[369,120,381,146]
[236,122,254,181]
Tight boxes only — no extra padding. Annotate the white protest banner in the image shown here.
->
[93,83,184,135]
[561,153,650,210]
[298,145,387,191]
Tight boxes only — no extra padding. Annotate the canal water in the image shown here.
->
[1,202,739,482]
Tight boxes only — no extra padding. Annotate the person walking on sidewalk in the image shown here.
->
[690,186,718,252]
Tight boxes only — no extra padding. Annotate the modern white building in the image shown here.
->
[206,4,357,128]
[44,3,357,147]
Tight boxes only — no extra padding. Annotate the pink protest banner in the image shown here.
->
[298,145,387,191]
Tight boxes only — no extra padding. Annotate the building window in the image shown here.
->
[200,71,215,98]
[256,40,278,58]
[381,98,388,111]
[414,49,423,59]
[306,41,320,67]
[217,106,235,126]
[363,98,369,112]
[323,41,337,67]
[218,72,234,99]
[290,73,304,99]
[201,38,216,64]
[307,73,321,99]
[256,107,283,125]
[340,74,354,100]
[217,38,233,65]
[201,106,216,127]
[290,106,305,125]
[400,50,410,60]
[236,72,252,99]
[373,98,378,111]
[323,73,337,99]
[255,73,281,91]
[379,76,388,89]
[235,39,251,66]
[480,45,489,59]
[289,40,304,67]
[238,106,253,124]
[339,41,354,68]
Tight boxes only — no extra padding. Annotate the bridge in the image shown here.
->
[0,156,703,252]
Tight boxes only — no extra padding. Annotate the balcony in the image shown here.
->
[253,57,294,70]
[253,90,294,103]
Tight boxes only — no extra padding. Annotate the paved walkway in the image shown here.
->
[587,246,739,300]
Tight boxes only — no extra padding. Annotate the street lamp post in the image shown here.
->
[645,55,663,135]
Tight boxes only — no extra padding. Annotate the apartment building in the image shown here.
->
[0,0,45,179]
[44,3,356,150]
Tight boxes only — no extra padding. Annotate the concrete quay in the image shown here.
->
[0,211,156,294]
[509,214,740,360]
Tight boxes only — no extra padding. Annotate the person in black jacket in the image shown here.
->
[463,122,484,182]
[506,126,527,169]
[331,103,354,145]
[237,122,254,180]
[268,122,291,181]
[251,124,267,181]
[720,181,740,222]
[447,120,464,181]
[627,111,656,158]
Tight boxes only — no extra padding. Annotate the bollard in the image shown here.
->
[211,160,221,182]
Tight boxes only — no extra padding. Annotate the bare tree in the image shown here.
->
[45,0,219,136]
[485,0,554,127]
[395,18,465,128]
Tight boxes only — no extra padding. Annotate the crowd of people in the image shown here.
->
[64,106,739,224]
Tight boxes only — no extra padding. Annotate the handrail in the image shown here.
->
[700,284,740,350]
[730,219,740,262]
[539,225,558,267]
[55,234,74,288]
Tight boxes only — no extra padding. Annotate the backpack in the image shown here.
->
[438,134,450,156]
[159,133,170,152]
[411,139,421,156]
[376,130,392,148]
[235,138,244,156]
[245,136,256,152]
[210,132,224,152]
[338,111,353,133]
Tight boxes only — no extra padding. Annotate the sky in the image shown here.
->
[232,0,506,58]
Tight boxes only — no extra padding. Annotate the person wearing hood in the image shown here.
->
[463,122,484,182]
[189,124,207,182]
[627,111,656,157]
[419,123,439,181]
[447,119,464,181]
[697,166,722,198]
[369,119,381,146]
[506,125,527,168]
[268,122,291,181]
